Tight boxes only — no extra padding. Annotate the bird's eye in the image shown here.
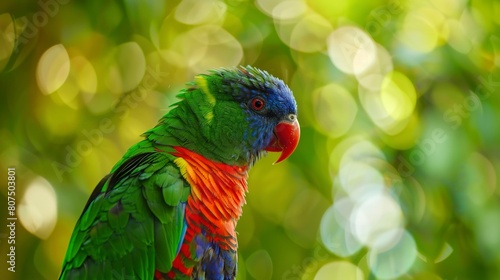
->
[251,97,265,111]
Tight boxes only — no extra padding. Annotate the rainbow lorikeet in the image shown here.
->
[59,66,300,279]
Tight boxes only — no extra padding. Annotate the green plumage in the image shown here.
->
[60,152,190,279]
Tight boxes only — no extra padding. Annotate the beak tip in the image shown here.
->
[266,119,300,164]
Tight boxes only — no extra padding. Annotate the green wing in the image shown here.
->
[60,152,190,279]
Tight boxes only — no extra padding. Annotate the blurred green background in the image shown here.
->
[1,0,500,279]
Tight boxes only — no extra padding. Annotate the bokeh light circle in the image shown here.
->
[397,8,445,53]
[339,161,385,201]
[175,0,227,25]
[19,177,58,239]
[107,41,146,94]
[339,139,386,167]
[351,192,404,249]
[314,261,364,280]
[327,26,377,75]
[36,44,70,95]
[312,83,358,138]
[166,25,243,73]
[272,0,307,20]
[289,13,332,53]
[380,71,417,121]
[368,230,417,279]
[355,44,393,91]
[320,200,363,257]
[359,70,417,136]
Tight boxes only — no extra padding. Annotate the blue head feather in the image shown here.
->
[214,66,298,161]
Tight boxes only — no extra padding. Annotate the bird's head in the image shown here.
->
[178,66,300,166]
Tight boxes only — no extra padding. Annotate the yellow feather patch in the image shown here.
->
[204,111,214,123]
[173,156,185,171]
[195,75,216,106]
[174,157,201,200]
[195,75,215,125]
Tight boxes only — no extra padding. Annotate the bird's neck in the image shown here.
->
[172,146,248,249]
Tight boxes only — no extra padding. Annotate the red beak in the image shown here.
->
[265,117,300,164]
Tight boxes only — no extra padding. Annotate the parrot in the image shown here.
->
[59,66,300,279]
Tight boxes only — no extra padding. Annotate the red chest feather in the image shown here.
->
[162,147,248,278]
